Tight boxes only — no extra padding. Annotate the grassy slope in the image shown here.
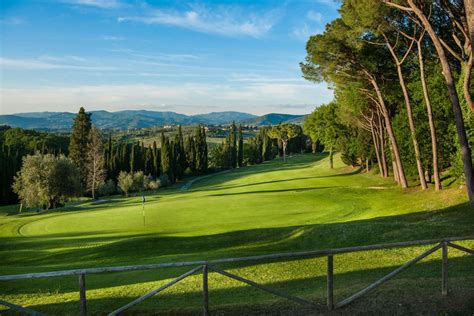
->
[0,153,473,314]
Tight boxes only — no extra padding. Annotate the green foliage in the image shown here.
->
[97,179,116,197]
[132,171,145,192]
[117,171,133,197]
[195,125,208,174]
[69,107,92,186]
[304,102,345,167]
[160,133,172,181]
[267,123,303,160]
[238,125,244,167]
[12,153,81,209]
[0,127,70,205]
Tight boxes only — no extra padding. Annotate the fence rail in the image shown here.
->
[1,236,473,315]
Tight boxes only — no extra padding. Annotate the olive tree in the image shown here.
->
[13,153,81,209]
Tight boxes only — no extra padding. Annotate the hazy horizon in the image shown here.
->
[0,0,338,115]
[1,106,312,116]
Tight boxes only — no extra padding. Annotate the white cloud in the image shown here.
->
[228,73,302,83]
[307,11,323,23]
[292,24,323,41]
[314,0,340,9]
[62,0,122,9]
[102,35,125,41]
[0,57,115,71]
[0,82,333,115]
[118,5,278,38]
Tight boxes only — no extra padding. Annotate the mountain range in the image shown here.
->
[0,110,306,130]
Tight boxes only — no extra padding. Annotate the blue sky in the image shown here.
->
[0,0,339,115]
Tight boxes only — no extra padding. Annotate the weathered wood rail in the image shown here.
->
[0,236,473,315]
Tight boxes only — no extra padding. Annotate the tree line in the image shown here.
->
[209,123,310,169]
[5,107,309,209]
[302,0,474,203]
[0,126,69,205]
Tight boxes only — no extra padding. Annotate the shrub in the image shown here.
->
[117,171,133,197]
[132,171,145,192]
[97,179,116,197]
[148,180,160,191]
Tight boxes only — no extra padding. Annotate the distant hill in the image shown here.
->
[241,113,306,126]
[0,110,305,130]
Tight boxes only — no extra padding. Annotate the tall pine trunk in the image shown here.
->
[371,119,384,177]
[462,55,474,111]
[406,0,474,202]
[385,36,427,190]
[397,63,427,189]
[378,113,389,178]
[369,76,408,188]
[417,39,441,191]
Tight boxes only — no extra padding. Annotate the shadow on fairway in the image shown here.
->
[9,255,474,315]
[1,201,472,286]
[186,153,331,191]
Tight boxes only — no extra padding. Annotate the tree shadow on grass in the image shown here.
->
[4,255,474,315]
[189,169,363,194]
[185,153,331,191]
[207,186,343,197]
[1,201,473,289]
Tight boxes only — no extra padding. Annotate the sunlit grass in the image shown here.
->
[1,153,473,314]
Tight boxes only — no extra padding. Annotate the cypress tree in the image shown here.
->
[130,143,135,172]
[144,146,153,175]
[177,125,187,172]
[194,127,201,172]
[185,136,196,172]
[238,124,244,167]
[229,121,237,168]
[106,134,112,175]
[161,135,171,180]
[152,140,159,176]
[69,107,92,186]
[196,126,208,173]
[140,141,145,171]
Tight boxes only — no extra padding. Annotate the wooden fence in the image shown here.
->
[0,236,473,315]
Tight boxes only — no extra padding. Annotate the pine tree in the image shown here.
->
[69,107,92,187]
[238,125,244,167]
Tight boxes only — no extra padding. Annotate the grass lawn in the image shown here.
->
[1,153,473,314]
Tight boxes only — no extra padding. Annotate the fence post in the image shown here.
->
[203,264,209,316]
[442,242,448,296]
[327,255,334,310]
[79,273,87,316]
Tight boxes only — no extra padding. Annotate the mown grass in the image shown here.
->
[1,153,473,315]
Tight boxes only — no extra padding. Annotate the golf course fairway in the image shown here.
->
[1,153,473,314]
